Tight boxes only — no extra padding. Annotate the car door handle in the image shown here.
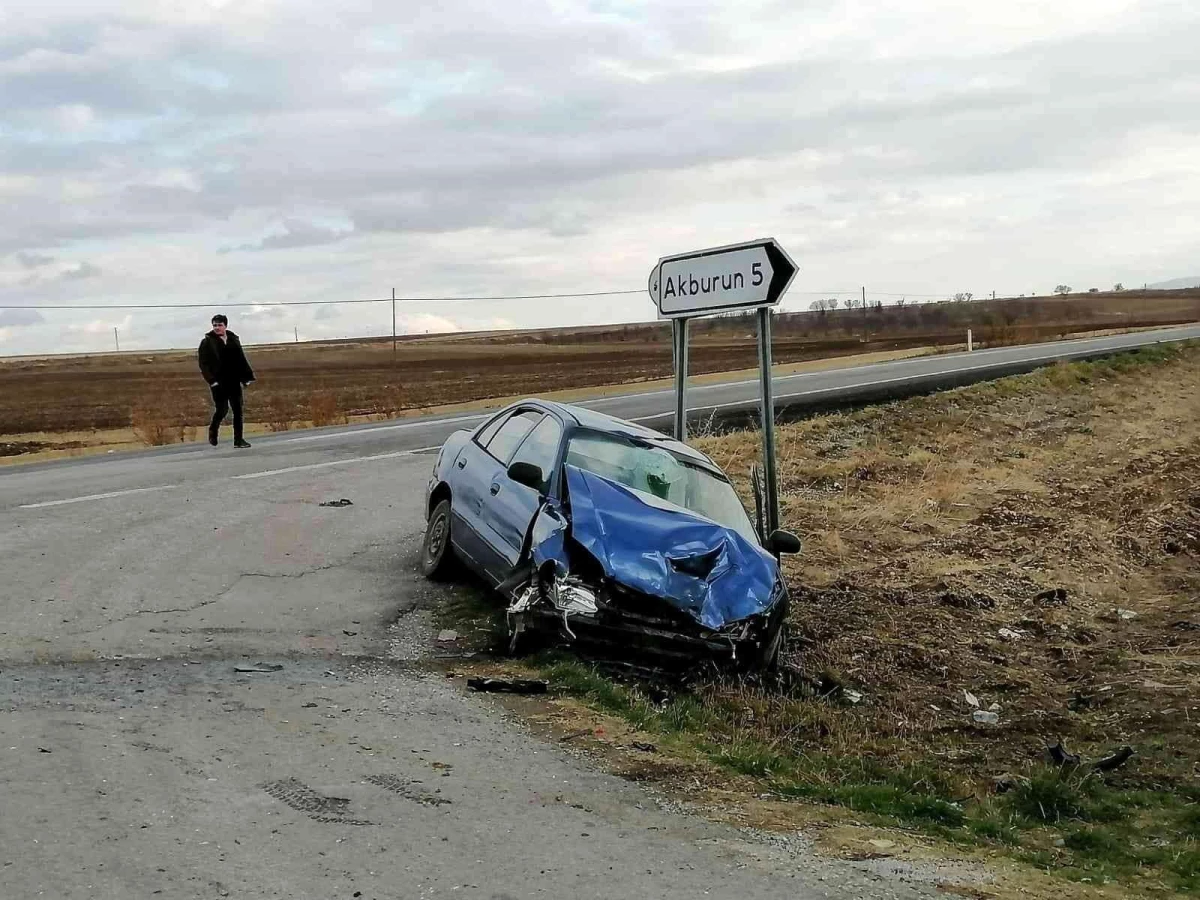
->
[489,483,501,496]
[456,458,466,469]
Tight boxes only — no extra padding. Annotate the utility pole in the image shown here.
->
[294,326,299,343]
[392,288,397,359]
[113,327,119,352]
[861,286,867,339]
[992,290,996,300]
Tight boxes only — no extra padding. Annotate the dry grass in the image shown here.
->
[308,390,345,427]
[129,390,202,446]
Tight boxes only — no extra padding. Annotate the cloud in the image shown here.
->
[0,0,1199,355]
[16,251,55,268]
[0,308,46,327]
[67,314,132,336]
[221,219,353,253]
[59,261,103,280]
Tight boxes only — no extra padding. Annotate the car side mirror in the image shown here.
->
[766,529,802,555]
[507,461,544,492]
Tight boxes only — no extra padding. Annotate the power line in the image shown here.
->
[0,292,648,316]
[0,287,956,311]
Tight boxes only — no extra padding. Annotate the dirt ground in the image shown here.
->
[699,342,1199,782]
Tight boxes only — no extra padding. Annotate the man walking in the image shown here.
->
[198,314,256,448]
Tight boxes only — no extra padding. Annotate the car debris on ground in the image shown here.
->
[1094,745,1135,772]
[1044,739,1135,772]
[1047,740,1081,767]
[466,677,549,695]
[319,498,354,507]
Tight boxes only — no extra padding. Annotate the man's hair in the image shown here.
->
[211,314,228,325]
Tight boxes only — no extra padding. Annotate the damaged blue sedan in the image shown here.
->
[420,400,801,669]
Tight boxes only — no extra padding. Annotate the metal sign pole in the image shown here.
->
[673,317,690,441]
[756,306,780,536]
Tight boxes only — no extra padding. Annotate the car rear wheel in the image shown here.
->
[420,498,457,579]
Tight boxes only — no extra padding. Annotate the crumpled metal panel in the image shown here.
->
[562,465,780,630]
[528,501,569,576]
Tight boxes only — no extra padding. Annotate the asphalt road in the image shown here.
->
[0,324,1195,898]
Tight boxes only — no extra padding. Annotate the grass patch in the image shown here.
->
[533,655,1200,891]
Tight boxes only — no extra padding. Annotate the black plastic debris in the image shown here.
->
[1094,746,1135,772]
[319,499,354,508]
[1034,587,1069,604]
[467,677,548,695]
[234,663,284,674]
[1047,740,1081,768]
[630,741,658,753]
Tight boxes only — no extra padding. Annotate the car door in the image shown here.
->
[462,408,545,580]
[446,410,513,570]
[478,413,565,573]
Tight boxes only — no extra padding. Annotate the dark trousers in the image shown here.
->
[209,383,244,442]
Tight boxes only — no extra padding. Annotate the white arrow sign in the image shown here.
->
[649,238,797,318]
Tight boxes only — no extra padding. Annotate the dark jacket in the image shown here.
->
[198,330,256,386]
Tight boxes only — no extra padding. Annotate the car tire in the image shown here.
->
[419,498,457,580]
[747,599,789,673]
[755,619,786,671]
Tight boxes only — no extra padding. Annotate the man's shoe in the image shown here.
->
[208,432,218,446]
[234,440,252,449]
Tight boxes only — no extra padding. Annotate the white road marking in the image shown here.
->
[232,446,442,480]
[279,413,487,444]
[19,485,177,509]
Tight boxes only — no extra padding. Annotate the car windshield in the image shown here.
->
[565,431,758,543]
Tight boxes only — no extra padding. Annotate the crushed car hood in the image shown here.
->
[562,465,780,630]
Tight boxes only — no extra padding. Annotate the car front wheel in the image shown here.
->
[419,498,457,579]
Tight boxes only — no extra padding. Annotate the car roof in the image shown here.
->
[510,399,718,470]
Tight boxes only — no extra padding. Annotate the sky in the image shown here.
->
[1,0,1198,355]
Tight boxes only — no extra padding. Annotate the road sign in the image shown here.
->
[648,238,797,318]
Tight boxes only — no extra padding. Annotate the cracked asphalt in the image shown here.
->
[0,416,977,899]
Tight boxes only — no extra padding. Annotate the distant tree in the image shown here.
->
[828,297,840,310]
[1113,282,1125,292]
[809,300,822,311]
[1054,285,1072,295]
[951,292,974,302]
[844,297,859,310]
[1088,287,1099,293]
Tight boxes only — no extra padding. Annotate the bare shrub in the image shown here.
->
[131,394,190,446]
[308,390,344,427]
[265,398,296,432]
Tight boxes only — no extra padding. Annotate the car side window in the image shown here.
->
[475,411,512,448]
[483,410,543,464]
[509,416,563,489]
